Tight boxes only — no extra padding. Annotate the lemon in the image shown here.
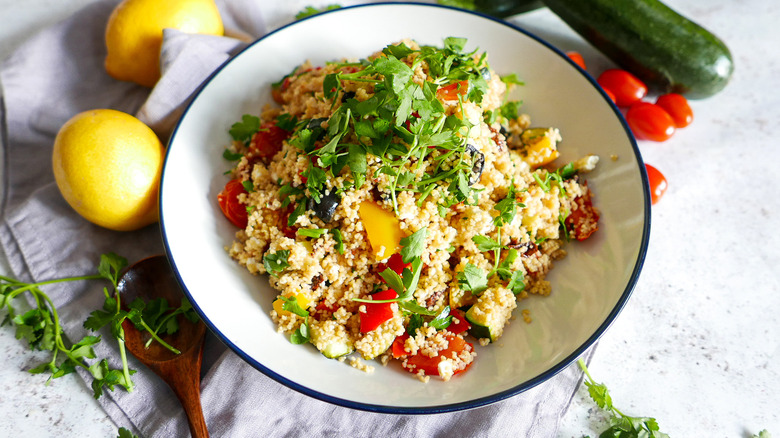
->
[104,0,224,88]
[52,109,165,231]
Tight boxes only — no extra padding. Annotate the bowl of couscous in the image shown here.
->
[160,3,649,413]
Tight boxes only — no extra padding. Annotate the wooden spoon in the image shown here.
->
[118,255,209,438]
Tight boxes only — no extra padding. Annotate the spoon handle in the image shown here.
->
[162,337,209,438]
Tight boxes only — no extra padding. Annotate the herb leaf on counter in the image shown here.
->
[1,253,197,399]
[578,359,670,438]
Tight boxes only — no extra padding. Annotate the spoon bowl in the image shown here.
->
[118,255,209,438]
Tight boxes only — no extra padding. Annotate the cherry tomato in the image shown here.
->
[359,289,397,333]
[655,93,693,128]
[401,333,473,378]
[249,121,290,162]
[437,80,469,101]
[566,51,586,70]
[626,102,676,142]
[217,179,248,228]
[597,69,647,107]
[603,88,617,104]
[565,183,599,241]
[645,164,668,205]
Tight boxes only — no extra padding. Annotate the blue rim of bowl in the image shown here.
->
[160,2,651,415]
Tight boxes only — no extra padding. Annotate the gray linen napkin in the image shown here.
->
[0,1,592,436]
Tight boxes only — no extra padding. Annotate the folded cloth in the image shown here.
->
[0,1,592,436]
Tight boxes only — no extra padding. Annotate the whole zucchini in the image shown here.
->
[542,0,734,98]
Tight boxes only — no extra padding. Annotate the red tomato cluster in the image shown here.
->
[595,69,693,142]
[567,52,680,205]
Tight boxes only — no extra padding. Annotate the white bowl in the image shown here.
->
[160,3,650,413]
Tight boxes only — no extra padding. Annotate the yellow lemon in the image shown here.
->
[52,109,164,231]
[105,0,224,87]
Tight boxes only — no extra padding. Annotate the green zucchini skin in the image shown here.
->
[542,0,734,98]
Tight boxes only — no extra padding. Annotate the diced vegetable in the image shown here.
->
[358,200,404,258]
[359,289,397,332]
[273,293,310,316]
[465,287,517,342]
[566,51,586,70]
[310,319,354,358]
[565,182,600,241]
[436,80,469,101]
[520,128,561,168]
[249,121,290,162]
[400,333,474,379]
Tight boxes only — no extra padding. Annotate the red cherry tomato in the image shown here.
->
[597,69,647,107]
[217,179,248,228]
[603,88,617,104]
[645,164,668,205]
[655,93,693,128]
[626,102,676,142]
[249,121,290,162]
[565,183,599,241]
[437,80,469,101]
[401,333,473,378]
[566,51,586,70]
[359,289,397,333]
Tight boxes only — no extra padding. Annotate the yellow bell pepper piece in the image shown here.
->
[273,293,310,316]
[521,128,561,168]
[358,200,404,258]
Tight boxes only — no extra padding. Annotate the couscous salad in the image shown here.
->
[217,38,599,381]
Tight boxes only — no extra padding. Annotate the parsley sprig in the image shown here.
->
[578,359,670,438]
[459,183,526,295]
[1,253,197,399]
[279,38,498,218]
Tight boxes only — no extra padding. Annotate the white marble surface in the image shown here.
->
[1,0,778,437]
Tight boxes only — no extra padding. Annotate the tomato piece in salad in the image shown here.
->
[436,80,469,101]
[248,121,290,162]
[400,333,474,380]
[217,179,248,228]
[565,182,599,241]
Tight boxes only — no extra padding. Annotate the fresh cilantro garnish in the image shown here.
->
[222,149,243,161]
[117,427,139,438]
[429,305,453,330]
[2,253,196,399]
[242,180,255,193]
[472,235,501,252]
[578,359,670,438]
[399,228,427,263]
[277,38,502,216]
[263,250,290,276]
[281,296,310,318]
[290,319,310,344]
[457,263,488,295]
[229,114,260,143]
[330,228,345,254]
